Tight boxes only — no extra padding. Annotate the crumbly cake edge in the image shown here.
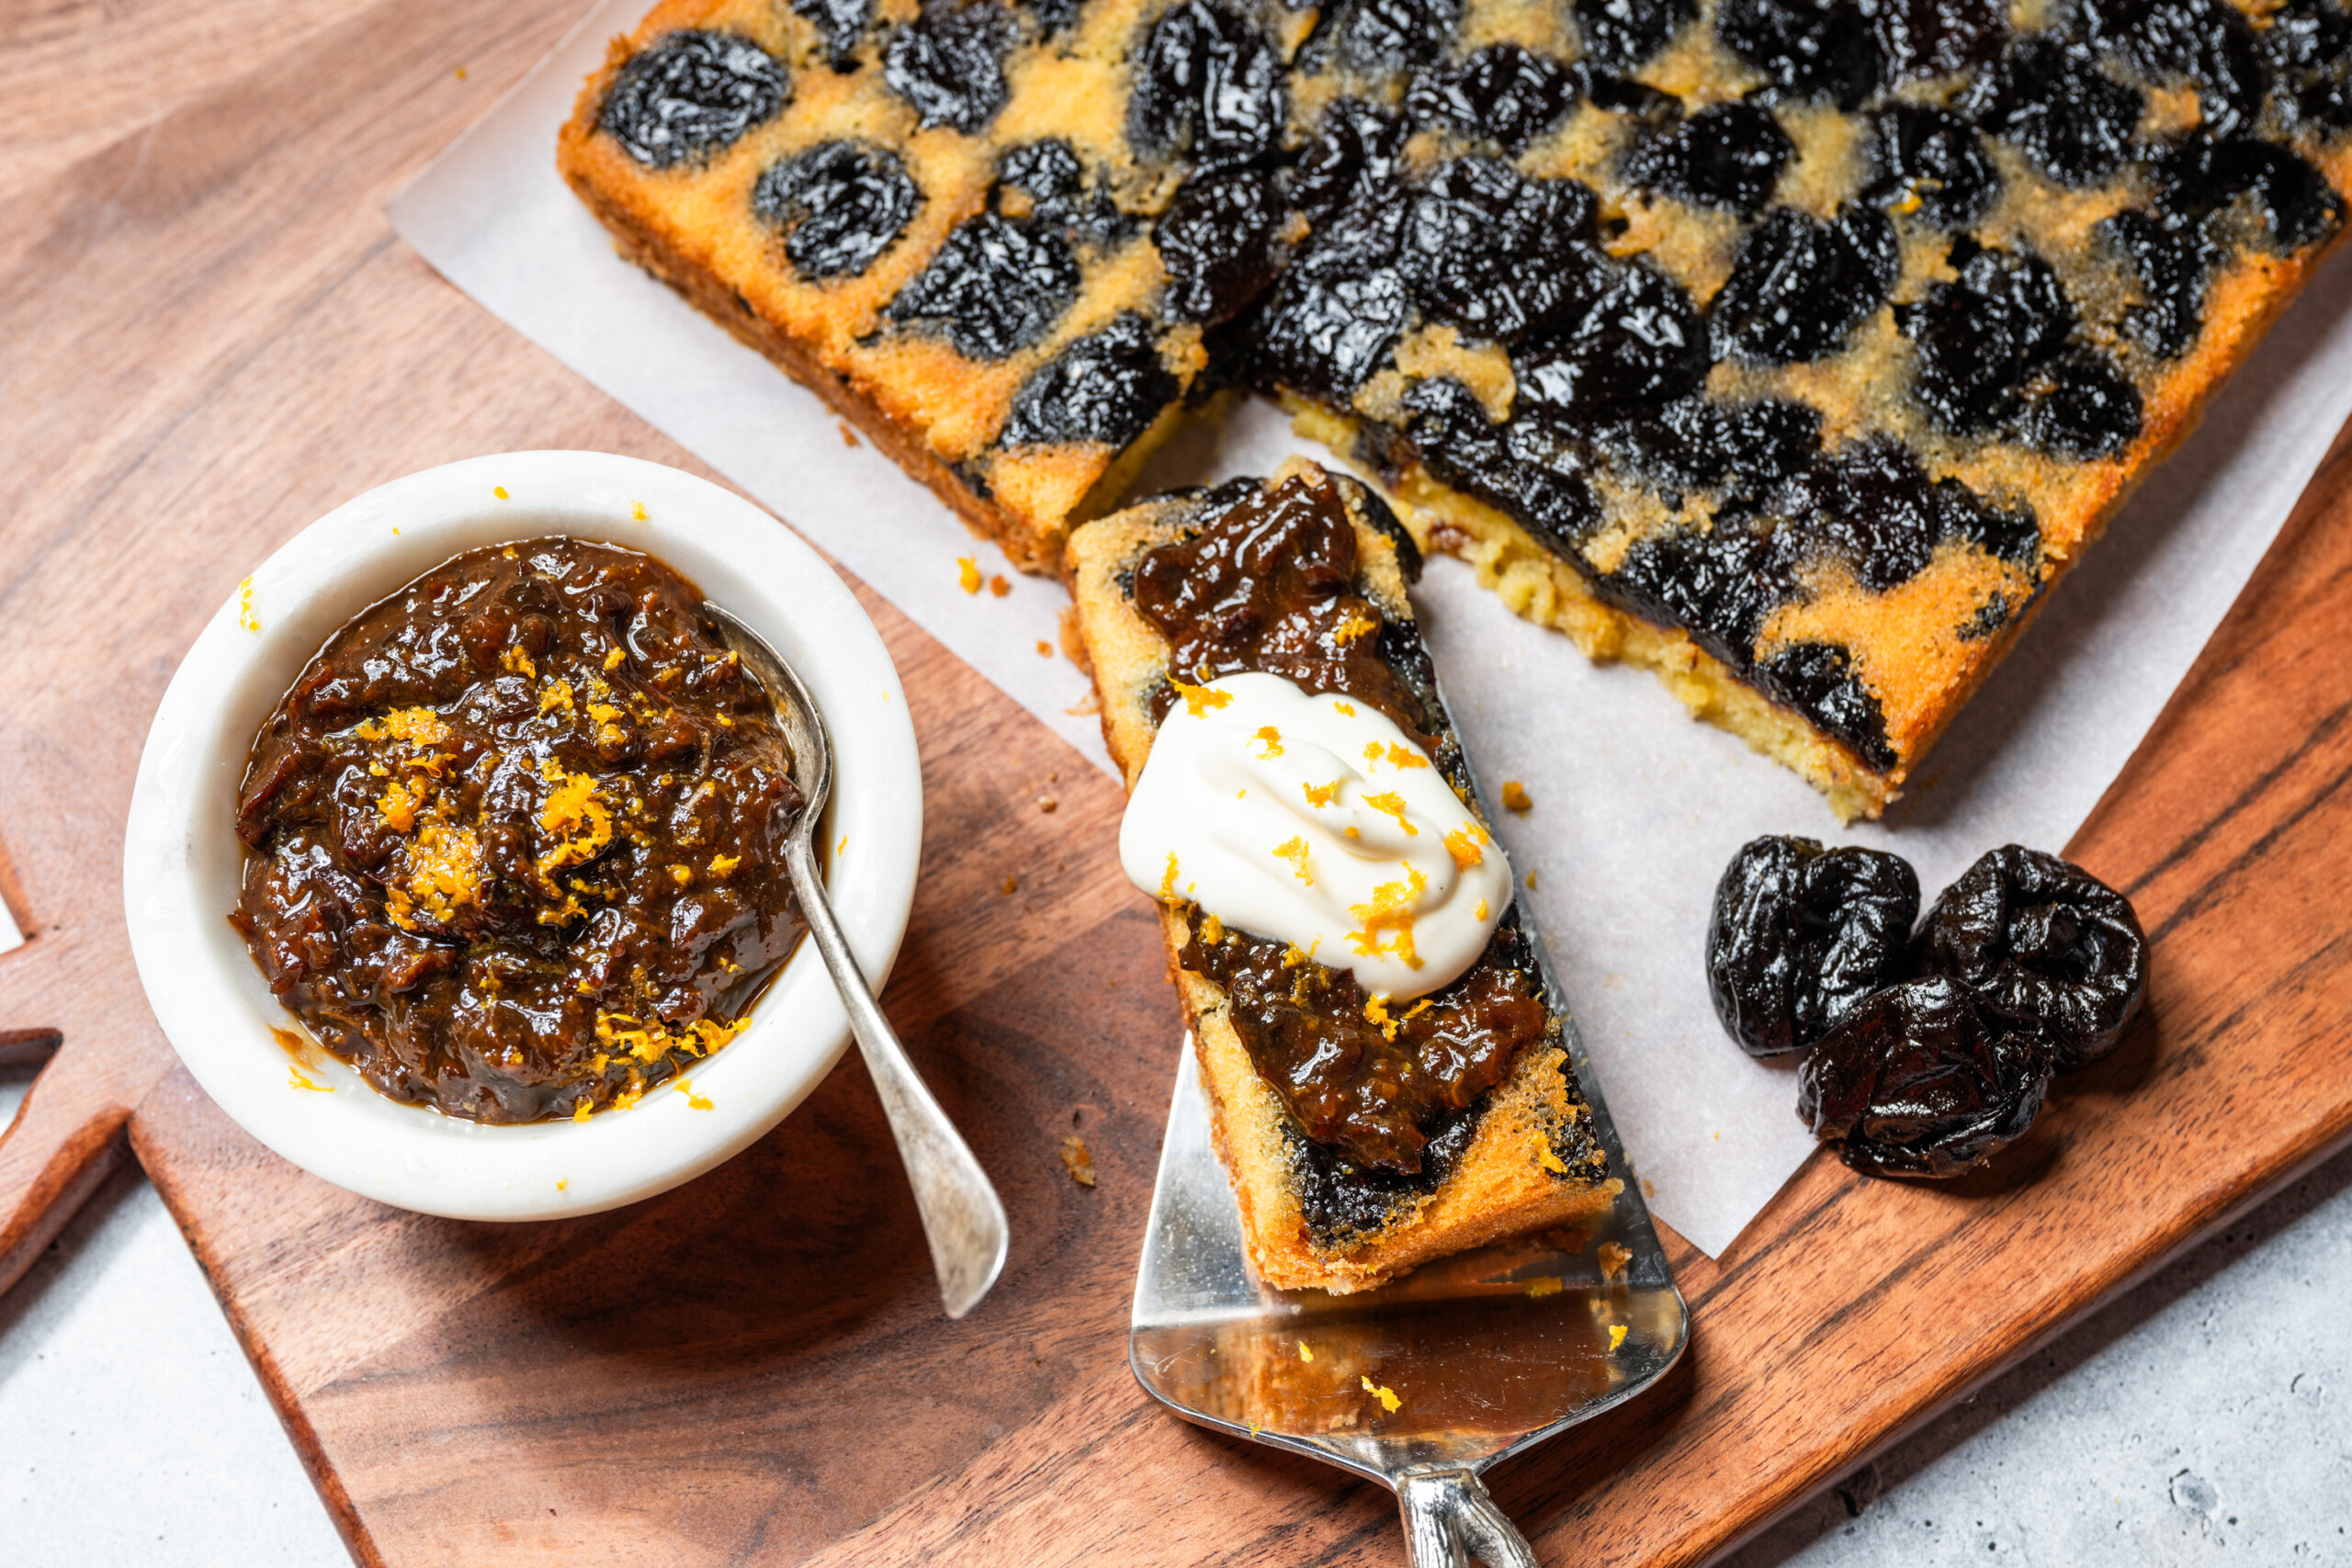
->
[1065,463,1617,1294]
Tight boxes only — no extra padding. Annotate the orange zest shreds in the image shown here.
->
[957,556,982,593]
[612,1079,644,1111]
[1500,780,1533,813]
[1332,700,1355,716]
[1297,1342,1314,1363]
[1273,836,1313,885]
[556,1178,570,1190]
[1525,1275,1565,1299]
[572,1099,594,1123]
[539,679,575,716]
[1404,998,1432,1020]
[536,763,614,875]
[501,646,536,678]
[675,1077,714,1111]
[1363,740,1428,771]
[238,577,260,633]
[605,647,627,671]
[355,707,452,746]
[1200,911,1226,942]
[1281,937,1320,969]
[288,1064,331,1092]
[1363,993,1397,1042]
[630,499,649,521]
[672,864,694,886]
[1609,1325,1629,1352]
[1166,676,1232,717]
[493,485,510,501]
[1363,791,1419,835]
[377,778,424,833]
[1475,897,1489,922]
[1331,611,1379,645]
[1159,852,1181,902]
[1443,826,1485,869]
[1537,1138,1568,1174]
[1253,725,1283,758]
[1302,778,1340,808]
[1360,1377,1402,1413]
[1348,863,1427,968]
[594,1010,743,1066]
[1344,826,1361,840]
[537,894,589,927]
[1526,870,1539,890]
[587,700,623,726]
[708,853,741,878]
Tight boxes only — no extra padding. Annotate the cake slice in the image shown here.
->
[1066,458,1618,1293]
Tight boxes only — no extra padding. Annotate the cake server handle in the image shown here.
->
[1397,1467,1541,1568]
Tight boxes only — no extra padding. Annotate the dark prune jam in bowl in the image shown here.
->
[122,453,922,1221]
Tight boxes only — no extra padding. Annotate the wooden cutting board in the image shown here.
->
[6,2,2352,1563]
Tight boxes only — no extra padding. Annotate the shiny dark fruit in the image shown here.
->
[1592,395,1823,498]
[1716,0,1880,108]
[1572,62,1682,117]
[1623,101,1793,216]
[1574,0,1696,71]
[996,140,1126,245]
[598,31,788,169]
[1291,99,1408,228]
[2261,0,2352,132]
[1157,167,1284,324]
[1315,0,1464,72]
[1757,642,1897,771]
[2015,350,2143,458]
[2090,0,2264,140]
[1869,104,1998,229]
[2098,209,2219,358]
[1798,976,2052,1179]
[998,313,1181,448]
[793,0,873,67]
[1130,0,1284,170]
[1916,844,2149,1073]
[1708,204,1899,365]
[1247,200,1410,396]
[883,0,1014,133]
[1017,0,1082,36]
[752,141,921,280]
[1405,44,1578,152]
[1770,436,2040,590]
[1897,247,2075,434]
[1398,379,1603,553]
[1513,257,1708,420]
[1602,515,1792,671]
[1399,157,1601,341]
[2150,136,2345,252]
[1707,835,1922,1058]
[1868,0,2006,85]
[887,213,1079,359]
[1959,34,2143,187]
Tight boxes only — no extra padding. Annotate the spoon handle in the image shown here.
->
[784,833,1010,1319]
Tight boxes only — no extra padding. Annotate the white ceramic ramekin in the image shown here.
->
[122,451,922,1220]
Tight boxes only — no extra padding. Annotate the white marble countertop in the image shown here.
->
[4,1061,2346,1566]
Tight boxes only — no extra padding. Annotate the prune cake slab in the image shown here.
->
[562,0,2352,813]
[1065,460,1616,1293]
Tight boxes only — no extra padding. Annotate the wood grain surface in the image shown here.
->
[4,1,2351,1564]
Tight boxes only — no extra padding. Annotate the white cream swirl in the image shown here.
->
[1119,671,1511,1000]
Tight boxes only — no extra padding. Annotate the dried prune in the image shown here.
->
[2098,209,2219,358]
[884,0,1014,133]
[793,0,873,67]
[1400,158,1601,340]
[1016,0,1081,36]
[1708,204,1899,365]
[598,31,789,169]
[1623,102,1794,217]
[1716,0,1880,108]
[1130,0,1284,170]
[753,141,922,280]
[1798,976,2051,1178]
[2090,0,2264,140]
[1405,44,1578,152]
[997,141,1126,245]
[1597,395,1823,499]
[2151,137,2344,252]
[1315,0,1463,72]
[1960,34,2143,187]
[1707,835,1923,1058]
[1757,641,1897,769]
[2261,0,2352,132]
[999,313,1180,447]
[1398,379,1604,551]
[1769,436,2038,588]
[1573,62,1681,116]
[1157,167,1284,324]
[1869,0,2006,85]
[1250,201,1411,395]
[887,213,1079,359]
[1602,517,1792,670]
[1574,0,1697,71]
[1869,104,1998,229]
[1898,247,2075,434]
[1916,845,2149,1072]
[1292,99,1408,227]
[2015,350,2142,458]
[1513,258,1708,420]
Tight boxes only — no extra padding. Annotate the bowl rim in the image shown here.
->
[121,449,922,1221]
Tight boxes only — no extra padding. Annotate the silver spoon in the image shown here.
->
[705,601,1009,1319]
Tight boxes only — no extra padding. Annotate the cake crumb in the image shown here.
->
[1525,1275,1564,1298]
[1037,795,1057,813]
[838,421,860,447]
[1001,875,1018,896]
[1609,1325,1629,1352]
[1058,1135,1096,1188]
[1500,780,1532,813]
[1297,1341,1314,1363]
[989,574,1011,597]
[1036,639,1054,657]
[1599,1242,1633,1281]
[957,556,982,593]
[1525,870,1539,890]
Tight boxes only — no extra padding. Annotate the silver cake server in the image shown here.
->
[1128,700,1688,1564]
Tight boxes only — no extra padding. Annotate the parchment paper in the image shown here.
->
[390,0,2352,1254]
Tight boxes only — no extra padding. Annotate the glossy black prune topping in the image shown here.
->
[1291,99,1408,227]
[1404,44,1578,152]
[1399,158,1601,341]
[883,0,1014,133]
[1716,0,1880,108]
[1592,395,1823,501]
[2098,209,2220,358]
[1707,204,1899,365]
[1248,199,1412,396]
[996,140,1128,246]
[999,312,1180,448]
[598,31,789,169]
[1623,101,1794,216]
[1574,0,1697,72]
[1706,835,1922,1058]
[1757,641,1898,769]
[2261,0,2352,132]
[887,213,1080,359]
[793,0,874,68]
[1158,167,1285,323]
[1603,516,1792,671]
[1769,435,2040,588]
[1959,34,2143,187]
[2151,136,2345,252]
[1130,0,1285,170]
[1313,0,1464,72]
[1897,246,2075,434]
[1015,0,1082,36]
[1512,257,1709,420]
[1869,104,1999,230]
[2089,0,2264,140]
[1916,844,2149,1073]
[752,141,922,281]
[1869,0,2006,86]
[2015,350,2143,458]
[1797,975,2052,1178]
[1398,379,1605,553]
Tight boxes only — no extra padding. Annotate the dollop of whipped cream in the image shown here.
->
[1119,671,1511,1000]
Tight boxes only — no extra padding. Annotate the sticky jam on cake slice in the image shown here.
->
[562,0,2352,815]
